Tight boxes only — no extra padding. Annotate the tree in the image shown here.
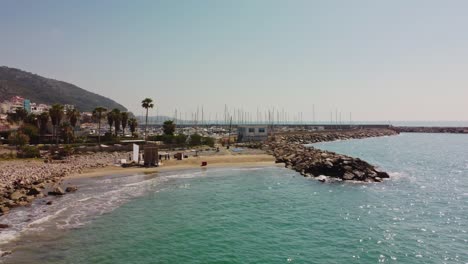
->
[107,111,114,134]
[141,98,154,140]
[6,112,18,123]
[16,108,28,122]
[25,113,39,128]
[163,120,176,135]
[128,118,138,136]
[19,124,39,144]
[49,104,64,145]
[189,133,202,146]
[174,134,188,145]
[39,112,50,136]
[66,108,80,136]
[93,107,107,146]
[60,122,74,144]
[121,112,129,136]
[111,108,121,136]
[202,136,215,147]
[8,131,30,149]
[7,108,28,123]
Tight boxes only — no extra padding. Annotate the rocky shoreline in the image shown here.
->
[0,152,130,215]
[265,129,398,182]
[0,129,398,216]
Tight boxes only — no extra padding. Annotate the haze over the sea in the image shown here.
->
[1,0,468,121]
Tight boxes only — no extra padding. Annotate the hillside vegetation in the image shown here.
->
[0,66,127,111]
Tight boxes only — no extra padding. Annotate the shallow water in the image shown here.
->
[2,133,468,263]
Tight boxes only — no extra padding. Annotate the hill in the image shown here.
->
[0,66,127,112]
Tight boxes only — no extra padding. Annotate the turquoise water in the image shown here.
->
[3,133,468,263]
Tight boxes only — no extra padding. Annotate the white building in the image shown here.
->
[31,103,50,114]
[237,125,269,142]
[0,101,12,114]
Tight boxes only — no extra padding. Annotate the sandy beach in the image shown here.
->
[68,154,278,179]
[0,147,278,215]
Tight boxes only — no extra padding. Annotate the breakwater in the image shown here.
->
[265,129,398,182]
[395,126,468,134]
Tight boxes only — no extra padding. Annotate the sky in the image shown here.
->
[1,0,468,121]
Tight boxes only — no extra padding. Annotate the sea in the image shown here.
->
[1,133,468,263]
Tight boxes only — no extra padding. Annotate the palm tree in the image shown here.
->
[92,107,107,146]
[121,112,129,136]
[39,112,50,136]
[141,98,154,140]
[111,108,121,136]
[66,108,81,136]
[60,122,74,144]
[15,108,28,123]
[107,111,114,134]
[128,118,138,137]
[25,113,39,128]
[49,104,64,145]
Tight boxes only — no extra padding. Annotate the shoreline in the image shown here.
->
[68,154,279,180]
[1,128,397,215]
[0,152,276,215]
[0,129,398,259]
[0,156,280,258]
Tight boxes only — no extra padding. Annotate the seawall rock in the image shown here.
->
[266,129,396,182]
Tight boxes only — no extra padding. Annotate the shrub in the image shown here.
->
[174,134,187,145]
[49,145,75,160]
[17,145,40,158]
[19,124,39,144]
[8,131,30,147]
[102,132,120,143]
[202,137,215,147]
[189,133,202,146]
[60,145,75,157]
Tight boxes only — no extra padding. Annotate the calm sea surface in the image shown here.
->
[2,133,468,263]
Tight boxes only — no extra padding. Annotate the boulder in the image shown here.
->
[0,223,9,228]
[376,170,390,178]
[315,175,328,182]
[10,190,25,201]
[17,201,29,206]
[343,172,355,180]
[27,187,42,196]
[48,187,65,196]
[65,186,78,192]
[0,206,9,214]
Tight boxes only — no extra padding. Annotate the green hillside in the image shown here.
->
[0,66,127,112]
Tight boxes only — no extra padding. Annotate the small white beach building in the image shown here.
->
[237,125,269,142]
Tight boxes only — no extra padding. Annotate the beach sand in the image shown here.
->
[67,154,279,179]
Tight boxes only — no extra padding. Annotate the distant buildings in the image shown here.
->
[0,96,78,132]
[31,103,50,114]
[0,96,27,114]
[0,96,58,115]
[23,99,31,113]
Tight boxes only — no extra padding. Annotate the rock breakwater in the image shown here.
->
[265,129,398,182]
[395,126,468,134]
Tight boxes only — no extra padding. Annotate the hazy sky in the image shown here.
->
[1,0,468,121]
